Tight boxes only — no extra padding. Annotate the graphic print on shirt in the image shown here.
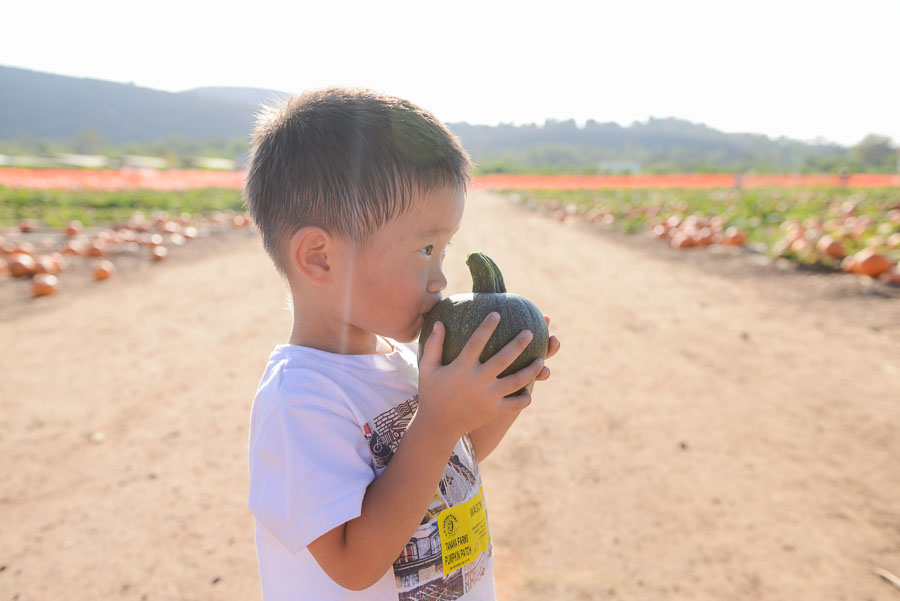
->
[364,399,492,600]
[363,395,418,469]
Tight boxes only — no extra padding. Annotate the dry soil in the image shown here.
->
[1,190,899,601]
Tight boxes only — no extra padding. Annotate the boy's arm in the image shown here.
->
[466,409,523,462]
[306,409,461,590]
[306,314,544,591]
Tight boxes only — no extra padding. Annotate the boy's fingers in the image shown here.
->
[458,312,501,363]
[546,335,561,360]
[483,328,534,375]
[420,321,445,367]
[498,389,533,413]
[535,365,550,381]
[496,356,544,396]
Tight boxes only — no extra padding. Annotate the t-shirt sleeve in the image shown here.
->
[248,402,374,553]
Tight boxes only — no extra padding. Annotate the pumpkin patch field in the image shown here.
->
[0,187,253,314]
[503,186,900,294]
[1,187,899,601]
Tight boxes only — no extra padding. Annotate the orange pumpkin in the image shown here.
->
[33,255,60,275]
[19,219,38,233]
[85,241,105,257]
[32,273,58,297]
[62,240,84,256]
[816,235,846,259]
[852,249,893,277]
[94,260,115,280]
[723,226,746,246]
[692,227,714,246]
[841,255,859,274]
[9,254,37,278]
[670,231,694,249]
[63,220,82,236]
[789,238,813,255]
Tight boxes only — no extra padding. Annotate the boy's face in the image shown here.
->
[341,186,465,345]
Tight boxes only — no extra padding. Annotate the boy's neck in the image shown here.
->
[289,317,394,355]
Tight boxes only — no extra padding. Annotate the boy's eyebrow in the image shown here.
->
[419,225,460,238]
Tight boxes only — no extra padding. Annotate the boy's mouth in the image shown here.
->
[423,297,442,316]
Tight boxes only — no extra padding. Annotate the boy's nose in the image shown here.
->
[427,269,448,293]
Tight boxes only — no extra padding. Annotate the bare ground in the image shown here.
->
[1,190,898,601]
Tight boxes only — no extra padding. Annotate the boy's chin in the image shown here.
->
[375,319,425,345]
[385,324,423,344]
[391,330,418,344]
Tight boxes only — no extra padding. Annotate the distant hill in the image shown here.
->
[447,118,849,173]
[0,65,286,142]
[181,86,290,108]
[1,65,893,173]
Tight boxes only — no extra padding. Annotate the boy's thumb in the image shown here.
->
[421,321,444,366]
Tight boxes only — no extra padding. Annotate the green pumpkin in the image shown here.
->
[418,252,549,389]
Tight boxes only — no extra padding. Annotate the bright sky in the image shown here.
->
[3,0,898,146]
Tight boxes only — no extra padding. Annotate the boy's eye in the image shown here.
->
[420,242,450,257]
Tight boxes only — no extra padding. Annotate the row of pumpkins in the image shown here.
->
[1,211,253,297]
[648,212,900,282]
[548,200,900,285]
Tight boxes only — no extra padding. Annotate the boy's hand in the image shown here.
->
[530,315,560,389]
[417,312,544,440]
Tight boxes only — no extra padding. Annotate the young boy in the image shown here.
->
[244,87,558,600]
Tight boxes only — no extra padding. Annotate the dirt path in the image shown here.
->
[1,190,898,601]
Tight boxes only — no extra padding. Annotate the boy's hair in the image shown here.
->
[244,87,474,277]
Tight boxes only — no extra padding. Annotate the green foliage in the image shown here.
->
[851,135,898,171]
[0,187,245,228]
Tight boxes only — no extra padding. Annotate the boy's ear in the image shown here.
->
[288,226,335,285]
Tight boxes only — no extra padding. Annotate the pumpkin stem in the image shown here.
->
[467,252,507,293]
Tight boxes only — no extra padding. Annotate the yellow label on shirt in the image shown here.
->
[438,488,490,574]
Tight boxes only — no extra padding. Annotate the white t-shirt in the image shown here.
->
[248,339,496,601]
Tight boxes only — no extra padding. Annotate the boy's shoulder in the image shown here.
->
[260,340,419,383]
[251,340,419,425]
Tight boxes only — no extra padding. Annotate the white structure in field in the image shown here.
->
[56,154,110,168]
[121,155,168,169]
[192,157,236,170]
